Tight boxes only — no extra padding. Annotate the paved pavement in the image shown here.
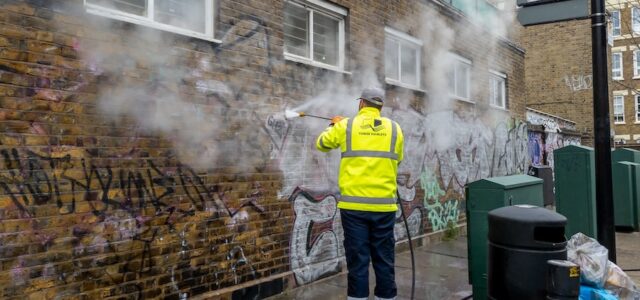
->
[268,231,640,300]
[616,231,640,284]
[268,236,472,300]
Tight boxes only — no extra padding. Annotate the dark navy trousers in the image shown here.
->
[340,209,397,299]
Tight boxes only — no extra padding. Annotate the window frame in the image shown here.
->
[612,52,623,80]
[84,0,218,42]
[489,70,507,110]
[449,53,473,102]
[612,10,621,37]
[633,6,640,33]
[635,94,640,123]
[634,50,640,78]
[384,27,423,91]
[283,0,347,72]
[614,95,625,124]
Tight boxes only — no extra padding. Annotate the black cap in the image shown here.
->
[359,87,385,106]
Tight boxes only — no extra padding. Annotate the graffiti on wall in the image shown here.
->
[527,109,577,132]
[0,1,533,296]
[526,109,581,168]
[266,105,529,283]
[288,187,343,285]
[528,131,544,166]
[0,9,298,298]
[420,168,459,231]
[391,109,528,196]
[545,132,581,169]
[563,74,593,92]
[0,147,283,297]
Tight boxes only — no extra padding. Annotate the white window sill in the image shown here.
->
[633,76,640,79]
[615,122,626,124]
[490,104,508,111]
[451,96,475,104]
[613,77,624,81]
[284,53,351,75]
[385,79,426,93]
[86,5,220,43]
[634,121,640,124]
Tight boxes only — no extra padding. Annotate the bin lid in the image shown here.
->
[612,148,640,163]
[617,161,640,166]
[466,174,542,189]
[489,205,567,249]
[553,145,593,155]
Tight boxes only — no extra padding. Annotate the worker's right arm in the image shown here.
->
[316,118,347,152]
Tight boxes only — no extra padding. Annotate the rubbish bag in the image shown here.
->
[579,285,618,300]
[567,233,610,288]
[605,262,640,300]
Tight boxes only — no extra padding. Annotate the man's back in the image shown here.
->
[316,107,404,212]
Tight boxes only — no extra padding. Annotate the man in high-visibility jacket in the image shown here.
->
[316,87,404,300]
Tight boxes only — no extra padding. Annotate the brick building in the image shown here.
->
[0,0,527,298]
[521,18,595,147]
[607,0,640,147]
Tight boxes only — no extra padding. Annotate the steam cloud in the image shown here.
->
[80,0,518,173]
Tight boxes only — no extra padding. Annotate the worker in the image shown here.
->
[316,87,404,300]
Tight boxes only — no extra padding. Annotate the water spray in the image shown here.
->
[285,109,332,121]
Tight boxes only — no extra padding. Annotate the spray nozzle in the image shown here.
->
[284,110,331,120]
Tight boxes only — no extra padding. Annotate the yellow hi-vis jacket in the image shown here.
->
[316,107,404,212]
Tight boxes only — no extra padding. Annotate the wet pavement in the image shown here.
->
[267,237,472,300]
[616,231,640,284]
[268,232,640,300]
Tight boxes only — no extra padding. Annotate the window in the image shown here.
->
[384,27,422,89]
[85,0,216,41]
[283,0,346,70]
[612,53,623,80]
[636,95,640,122]
[614,95,625,123]
[489,71,507,109]
[634,51,640,77]
[612,10,621,37]
[448,54,472,101]
[633,7,640,33]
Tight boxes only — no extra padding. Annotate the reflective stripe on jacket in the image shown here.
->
[316,107,404,212]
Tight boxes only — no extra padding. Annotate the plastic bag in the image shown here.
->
[579,285,618,300]
[567,233,610,288]
[605,262,640,300]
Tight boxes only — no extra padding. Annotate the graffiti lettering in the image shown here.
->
[563,74,593,92]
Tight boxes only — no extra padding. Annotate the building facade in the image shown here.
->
[0,0,526,298]
[521,18,595,146]
[608,0,640,147]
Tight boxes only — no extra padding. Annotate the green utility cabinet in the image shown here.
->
[612,161,640,230]
[465,175,543,300]
[554,145,597,238]
[612,148,640,164]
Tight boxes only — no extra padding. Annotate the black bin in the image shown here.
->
[528,165,555,206]
[488,205,568,300]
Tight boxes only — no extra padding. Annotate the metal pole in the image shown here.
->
[591,0,617,262]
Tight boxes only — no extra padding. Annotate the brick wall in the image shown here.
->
[0,0,527,298]
[522,19,596,145]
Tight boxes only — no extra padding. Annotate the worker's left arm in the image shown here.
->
[316,118,347,152]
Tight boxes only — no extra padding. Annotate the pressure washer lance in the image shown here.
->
[285,110,333,121]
